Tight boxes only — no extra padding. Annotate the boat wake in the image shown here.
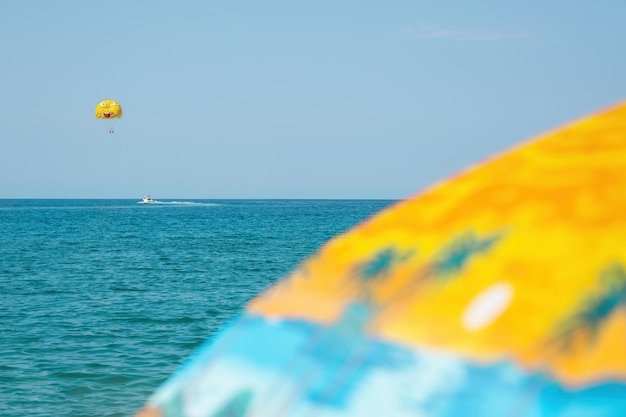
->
[137,200,218,206]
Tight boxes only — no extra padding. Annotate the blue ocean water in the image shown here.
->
[0,199,394,417]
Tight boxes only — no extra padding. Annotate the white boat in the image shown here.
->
[142,195,154,203]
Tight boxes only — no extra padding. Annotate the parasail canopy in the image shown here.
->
[95,99,122,119]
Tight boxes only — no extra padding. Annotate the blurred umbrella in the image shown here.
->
[136,102,626,417]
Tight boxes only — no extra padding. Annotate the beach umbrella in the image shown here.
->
[136,102,626,417]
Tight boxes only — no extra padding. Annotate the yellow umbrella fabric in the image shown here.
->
[136,102,626,417]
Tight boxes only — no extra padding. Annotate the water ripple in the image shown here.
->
[0,199,393,417]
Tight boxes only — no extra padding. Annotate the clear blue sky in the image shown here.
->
[1,1,624,199]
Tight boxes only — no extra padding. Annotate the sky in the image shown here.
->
[1,1,625,199]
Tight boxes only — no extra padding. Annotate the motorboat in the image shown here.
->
[142,195,154,203]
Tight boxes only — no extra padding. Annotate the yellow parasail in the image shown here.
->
[95,99,122,134]
[95,99,122,119]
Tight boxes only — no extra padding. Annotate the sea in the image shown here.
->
[0,199,395,417]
